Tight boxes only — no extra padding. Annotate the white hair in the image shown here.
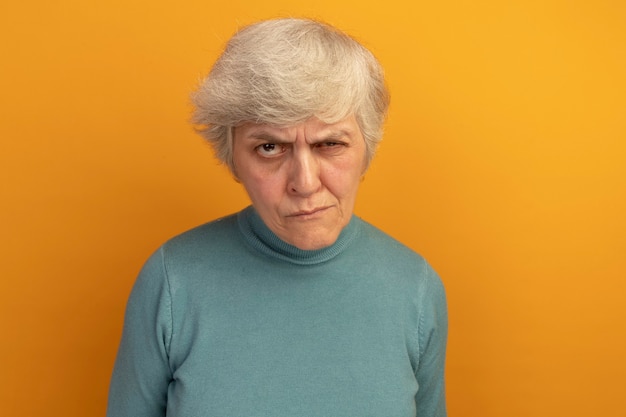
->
[191,18,390,171]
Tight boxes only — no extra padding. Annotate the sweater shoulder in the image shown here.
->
[356,218,429,267]
[160,212,241,257]
[352,217,444,292]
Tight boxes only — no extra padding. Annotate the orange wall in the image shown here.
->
[2,1,625,416]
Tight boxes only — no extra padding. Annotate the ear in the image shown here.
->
[230,163,241,183]
[360,151,371,178]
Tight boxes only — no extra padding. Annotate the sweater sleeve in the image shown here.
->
[414,264,448,417]
[107,247,173,417]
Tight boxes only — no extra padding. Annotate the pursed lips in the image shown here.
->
[286,206,331,218]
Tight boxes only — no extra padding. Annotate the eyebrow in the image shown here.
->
[246,132,290,143]
[247,130,352,143]
[316,130,350,142]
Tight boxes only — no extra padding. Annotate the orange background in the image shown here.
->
[1,1,625,416]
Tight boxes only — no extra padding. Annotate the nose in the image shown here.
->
[287,150,321,196]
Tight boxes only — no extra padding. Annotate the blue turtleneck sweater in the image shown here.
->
[107,206,447,416]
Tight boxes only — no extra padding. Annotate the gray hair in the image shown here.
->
[191,18,390,171]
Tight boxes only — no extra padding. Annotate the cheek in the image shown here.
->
[323,164,363,197]
[242,171,285,205]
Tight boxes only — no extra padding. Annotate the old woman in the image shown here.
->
[107,18,447,417]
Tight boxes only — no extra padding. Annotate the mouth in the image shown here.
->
[287,206,331,218]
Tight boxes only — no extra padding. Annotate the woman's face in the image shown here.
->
[232,115,368,250]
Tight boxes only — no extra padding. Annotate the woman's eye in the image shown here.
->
[317,141,345,150]
[256,143,284,157]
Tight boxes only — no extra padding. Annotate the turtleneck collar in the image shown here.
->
[237,206,360,266]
